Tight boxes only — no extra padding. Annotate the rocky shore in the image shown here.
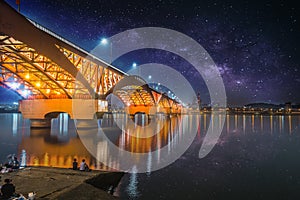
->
[0,167,124,199]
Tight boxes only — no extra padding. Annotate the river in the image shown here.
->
[0,113,300,199]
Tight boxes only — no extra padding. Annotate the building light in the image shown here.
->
[10,82,20,89]
[21,90,30,97]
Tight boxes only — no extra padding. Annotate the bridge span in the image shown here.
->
[0,1,183,127]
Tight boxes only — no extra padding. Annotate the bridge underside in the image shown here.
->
[105,75,182,115]
[0,0,124,102]
[116,88,182,115]
[0,34,123,99]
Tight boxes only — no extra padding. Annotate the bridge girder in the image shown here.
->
[56,46,123,96]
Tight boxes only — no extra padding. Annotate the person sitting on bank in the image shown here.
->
[11,157,19,170]
[72,158,78,170]
[79,159,90,171]
[1,179,16,199]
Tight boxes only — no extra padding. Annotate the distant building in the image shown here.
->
[285,102,292,114]
[197,92,201,110]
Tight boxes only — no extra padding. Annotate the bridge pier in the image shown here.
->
[134,112,149,126]
[19,99,108,130]
[95,112,106,119]
[19,99,108,119]
[30,119,52,128]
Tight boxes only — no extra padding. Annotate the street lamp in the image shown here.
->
[100,38,112,64]
[132,62,137,69]
[100,38,108,45]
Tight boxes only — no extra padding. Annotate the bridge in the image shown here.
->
[0,1,182,127]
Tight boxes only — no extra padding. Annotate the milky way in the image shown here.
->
[2,0,299,105]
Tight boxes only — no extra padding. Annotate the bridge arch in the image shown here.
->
[44,112,71,119]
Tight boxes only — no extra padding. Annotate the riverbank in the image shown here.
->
[0,167,124,199]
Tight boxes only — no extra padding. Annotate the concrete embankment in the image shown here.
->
[0,167,124,199]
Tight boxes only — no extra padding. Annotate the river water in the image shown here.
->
[0,113,300,199]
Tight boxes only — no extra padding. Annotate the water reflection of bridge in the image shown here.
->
[1,113,298,169]
[100,113,184,153]
[0,1,183,128]
[18,113,188,170]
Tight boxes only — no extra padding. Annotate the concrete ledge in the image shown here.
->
[0,167,124,199]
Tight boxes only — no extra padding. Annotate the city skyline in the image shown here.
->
[1,0,299,106]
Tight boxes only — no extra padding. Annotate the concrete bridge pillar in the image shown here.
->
[19,99,108,128]
[30,119,52,128]
[134,113,149,126]
[19,99,107,118]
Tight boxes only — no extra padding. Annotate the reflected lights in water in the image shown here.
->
[0,113,299,171]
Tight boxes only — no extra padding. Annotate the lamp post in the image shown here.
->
[132,62,137,69]
[100,38,112,64]
[16,0,20,12]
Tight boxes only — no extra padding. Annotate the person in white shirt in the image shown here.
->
[79,159,89,171]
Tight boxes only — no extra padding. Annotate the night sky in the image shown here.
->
[2,0,300,106]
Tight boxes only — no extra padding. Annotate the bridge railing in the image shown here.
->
[27,18,82,55]
[26,18,126,75]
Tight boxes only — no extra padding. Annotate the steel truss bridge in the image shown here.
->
[0,1,182,125]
